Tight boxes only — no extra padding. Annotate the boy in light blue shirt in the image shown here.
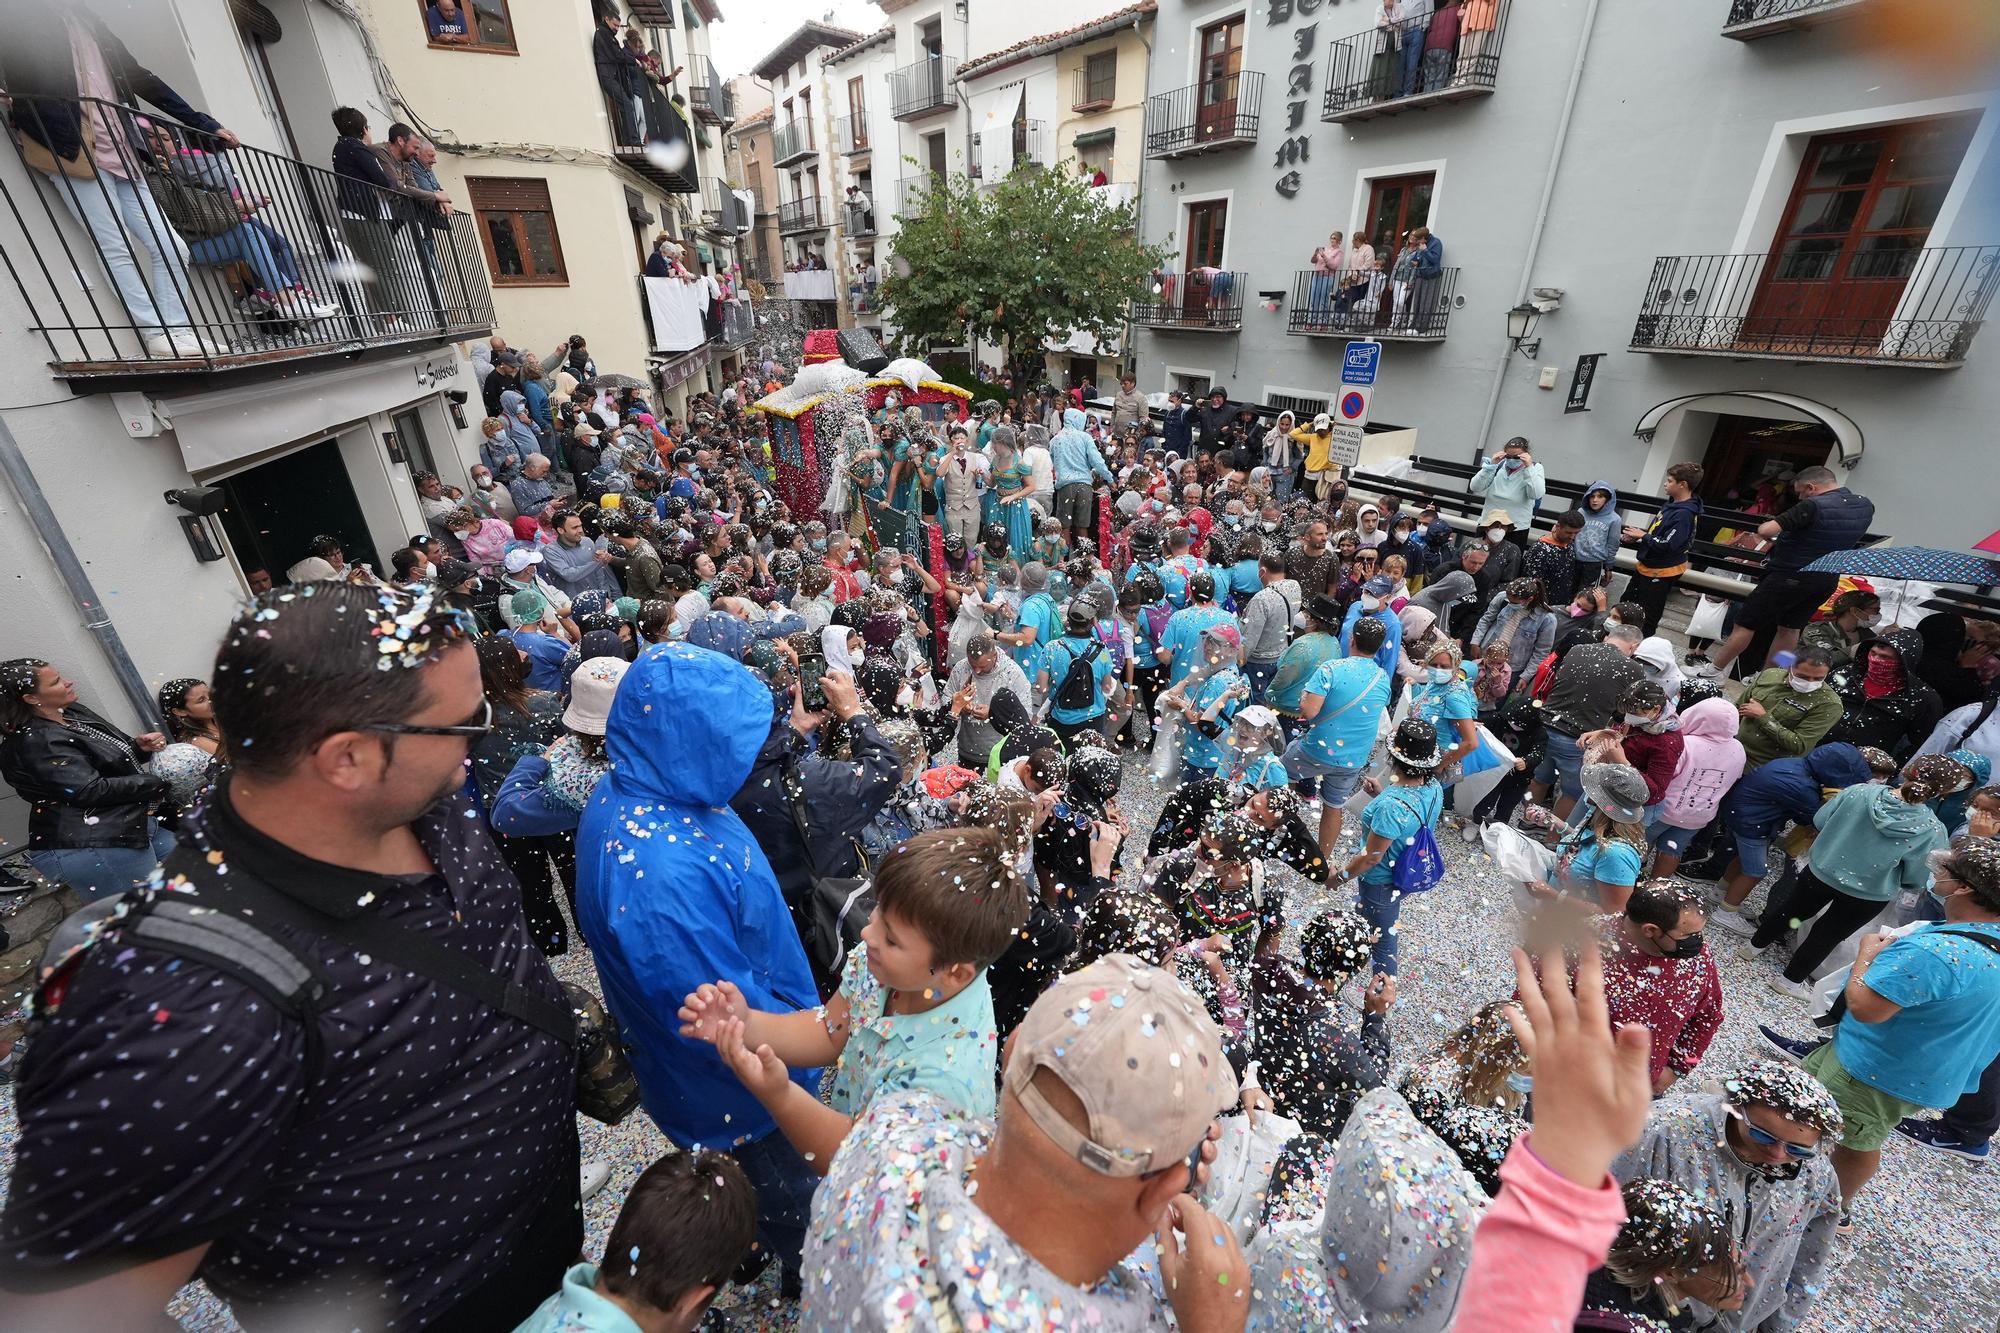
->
[1040,604,1119,745]
[512,1150,756,1333]
[678,828,1030,1175]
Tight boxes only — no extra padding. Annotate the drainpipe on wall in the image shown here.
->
[1468,0,1603,469]
[0,414,163,731]
[1127,13,1152,380]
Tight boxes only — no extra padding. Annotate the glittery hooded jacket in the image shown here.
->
[800,1090,1169,1333]
[1612,1093,1842,1333]
[574,643,823,1148]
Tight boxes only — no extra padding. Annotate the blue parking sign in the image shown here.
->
[1341,340,1381,387]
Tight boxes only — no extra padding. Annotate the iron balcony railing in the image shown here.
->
[1723,0,1869,37]
[837,113,870,156]
[1129,270,1247,331]
[1628,247,2000,367]
[777,196,825,233]
[689,56,733,124]
[1323,0,1510,123]
[1073,65,1117,111]
[773,119,814,166]
[1144,71,1263,159]
[843,196,877,237]
[702,178,751,231]
[722,298,754,346]
[1287,266,1458,340]
[605,81,697,192]
[741,256,774,284]
[0,93,492,382]
[891,57,958,120]
[897,174,942,217]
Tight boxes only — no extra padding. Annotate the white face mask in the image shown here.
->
[1623,713,1658,728]
[1487,528,1506,542]
[1789,674,1825,693]
[1361,596,1383,612]
[1428,666,1454,684]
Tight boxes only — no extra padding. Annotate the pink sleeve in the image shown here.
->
[1456,1137,1626,1332]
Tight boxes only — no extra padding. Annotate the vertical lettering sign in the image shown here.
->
[1267,0,1348,198]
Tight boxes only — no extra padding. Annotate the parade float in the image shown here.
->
[749,330,971,521]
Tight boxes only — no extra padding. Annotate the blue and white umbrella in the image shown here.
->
[1803,546,2000,587]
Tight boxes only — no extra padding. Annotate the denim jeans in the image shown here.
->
[729,1128,820,1280]
[1356,876,1402,975]
[187,219,300,296]
[1398,31,1426,96]
[1533,729,1585,798]
[29,821,178,904]
[1244,659,1279,704]
[1309,272,1336,313]
[42,168,192,334]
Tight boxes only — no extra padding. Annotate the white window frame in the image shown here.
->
[1345,158,1447,253]
[1184,6,1250,84]
[1175,188,1235,269]
[1162,362,1214,397]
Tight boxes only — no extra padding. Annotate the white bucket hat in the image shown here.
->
[563,656,630,735]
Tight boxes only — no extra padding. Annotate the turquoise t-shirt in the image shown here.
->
[1180,668,1246,772]
[1044,634,1115,724]
[1298,657,1390,769]
[1359,781,1444,887]
[826,943,998,1121]
[1010,592,1060,681]
[1556,809,1644,896]
[1409,676,1479,757]
[1160,604,1233,686]
[1835,922,2000,1107]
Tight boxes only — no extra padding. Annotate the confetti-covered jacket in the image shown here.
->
[1612,1093,1842,1333]
[574,643,823,1149]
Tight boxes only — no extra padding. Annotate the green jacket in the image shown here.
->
[1738,668,1845,770]
[1798,619,1863,670]
[1807,782,1947,902]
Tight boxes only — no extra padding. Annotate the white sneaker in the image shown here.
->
[142,332,176,357]
[1710,906,1759,938]
[165,328,222,357]
[1766,975,1815,1004]
[580,1160,612,1201]
[1734,941,1769,963]
[282,289,341,320]
[1460,821,1482,845]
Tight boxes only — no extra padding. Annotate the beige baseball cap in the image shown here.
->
[1003,953,1236,1178]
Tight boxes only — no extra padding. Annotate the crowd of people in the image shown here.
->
[1,339,1997,1333]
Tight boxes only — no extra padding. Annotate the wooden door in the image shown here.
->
[1184,200,1227,319]
[1745,115,1976,351]
[1364,172,1434,261]
[847,77,867,148]
[1196,18,1244,143]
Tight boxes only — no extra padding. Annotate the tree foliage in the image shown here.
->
[878,165,1171,374]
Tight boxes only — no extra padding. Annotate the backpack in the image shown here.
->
[1053,640,1105,712]
[1528,650,1560,702]
[1379,787,1446,895]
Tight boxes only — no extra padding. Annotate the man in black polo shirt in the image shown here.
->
[1,584,579,1329]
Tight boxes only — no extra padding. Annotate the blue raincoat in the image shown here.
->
[575,643,821,1148]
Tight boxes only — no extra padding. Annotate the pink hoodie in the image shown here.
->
[1458,1137,1626,1330]
[1658,697,1747,829]
[460,517,516,576]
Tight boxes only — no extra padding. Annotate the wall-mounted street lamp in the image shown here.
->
[1506,302,1543,360]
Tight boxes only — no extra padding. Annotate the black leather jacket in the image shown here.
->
[0,704,167,850]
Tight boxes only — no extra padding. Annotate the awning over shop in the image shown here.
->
[1073,128,1116,148]
[1633,391,1863,468]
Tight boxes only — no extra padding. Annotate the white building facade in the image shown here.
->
[1131,0,2000,546]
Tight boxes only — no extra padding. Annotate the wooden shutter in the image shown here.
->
[466,176,553,213]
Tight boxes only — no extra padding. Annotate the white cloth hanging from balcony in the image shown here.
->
[643,275,708,353]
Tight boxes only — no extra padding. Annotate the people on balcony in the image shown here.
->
[329,108,444,325]
[594,10,646,148]
[1309,232,1345,317]
[2,10,247,358]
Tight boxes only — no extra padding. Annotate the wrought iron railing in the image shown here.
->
[605,82,697,191]
[722,298,754,345]
[1323,0,1510,120]
[1144,72,1263,158]
[0,93,493,376]
[689,57,733,124]
[1628,248,2000,365]
[1287,266,1458,339]
[1074,64,1117,111]
[891,57,958,119]
[843,196,877,237]
[773,119,813,166]
[897,174,942,217]
[1129,270,1247,330]
[777,196,824,233]
[837,114,870,155]
[1725,0,1861,28]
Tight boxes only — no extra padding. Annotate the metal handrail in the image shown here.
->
[1144,71,1263,158]
[891,57,958,119]
[1628,247,2000,365]
[1287,265,1458,338]
[1322,0,1511,119]
[1726,0,1855,24]
[1073,64,1117,111]
[1129,270,1247,329]
[777,196,824,233]
[689,56,733,123]
[773,119,813,165]
[897,174,942,217]
[0,93,492,373]
[836,114,870,155]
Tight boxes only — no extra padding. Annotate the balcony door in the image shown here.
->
[1745,115,1976,349]
[1363,172,1433,258]
[1196,17,1244,144]
[1183,199,1227,318]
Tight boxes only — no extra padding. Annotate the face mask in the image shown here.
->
[809,538,827,555]
[1261,520,1280,533]
[1504,458,1525,472]
[1661,930,1705,960]
[1788,674,1824,693]
[1428,666,1454,684]
[1361,596,1383,612]
[1487,528,1506,542]
[1505,1072,1533,1095]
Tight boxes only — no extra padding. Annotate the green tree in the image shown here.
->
[879,164,1170,378]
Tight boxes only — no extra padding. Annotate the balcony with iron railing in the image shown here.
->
[1144,71,1263,159]
[722,298,755,346]
[778,196,826,234]
[740,255,774,284]
[1627,247,2000,368]
[1088,181,1140,222]
[1073,65,1117,113]
[1322,1,1510,124]
[891,57,958,120]
[1287,267,1459,341]
[979,122,1048,179]
[837,114,870,156]
[606,80,698,192]
[0,94,493,390]
[1129,270,1247,332]
[689,56,733,124]
[702,178,751,232]
[843,196,878,238]
[773,119,815,167]
[1722,0,1873,38]
[897,174,943,217]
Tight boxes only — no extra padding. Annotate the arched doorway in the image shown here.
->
[1631,391,1863,508]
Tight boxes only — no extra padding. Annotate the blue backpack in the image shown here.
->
[1381,788,1446,895]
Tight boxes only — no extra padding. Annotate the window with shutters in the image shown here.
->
[1083,51,1117,107]
[416,0,516,52]
[467,177,567,285]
